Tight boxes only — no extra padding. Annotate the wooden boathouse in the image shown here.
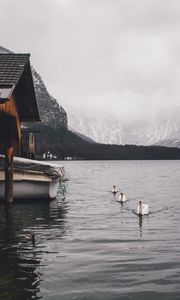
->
[0,53,40,203]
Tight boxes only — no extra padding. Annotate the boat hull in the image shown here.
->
[0,170,59,200]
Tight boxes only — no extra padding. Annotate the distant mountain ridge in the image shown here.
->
[68,106,180,148]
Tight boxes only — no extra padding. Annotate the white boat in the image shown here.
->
[0,156,66,200]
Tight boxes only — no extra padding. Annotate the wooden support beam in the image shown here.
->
[5,146,14,204]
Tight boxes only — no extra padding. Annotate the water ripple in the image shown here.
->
[0,160,180,300]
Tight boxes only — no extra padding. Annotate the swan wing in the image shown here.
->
[118,194,127,202]
[136,203,149,215]
[123,194,127,202]
[142,204,149,215]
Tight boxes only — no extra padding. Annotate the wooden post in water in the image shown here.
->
[5,146,14,204]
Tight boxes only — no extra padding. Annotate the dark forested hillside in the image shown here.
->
[58,142,180,160]
[32,122,180,160]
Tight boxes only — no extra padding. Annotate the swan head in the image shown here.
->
[112,185,118,193]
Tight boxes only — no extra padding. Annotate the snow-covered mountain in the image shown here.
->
[68,109,124,144]
[67,106,180,147]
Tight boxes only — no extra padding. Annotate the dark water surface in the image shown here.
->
[0,160,180,300]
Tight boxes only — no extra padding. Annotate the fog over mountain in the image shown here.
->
[67,105,180,147]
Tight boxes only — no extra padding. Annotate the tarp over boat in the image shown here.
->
[0,155,65,179]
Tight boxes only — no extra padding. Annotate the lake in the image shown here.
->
[0,160,180,300]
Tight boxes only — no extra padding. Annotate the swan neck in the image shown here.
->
[139,203,142,215]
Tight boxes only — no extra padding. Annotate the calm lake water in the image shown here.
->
[0,160,180,300]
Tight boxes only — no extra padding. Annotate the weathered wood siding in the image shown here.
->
[0,95,21,155]
[0,95,21,138]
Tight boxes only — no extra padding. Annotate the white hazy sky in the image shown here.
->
[1,0,180,121]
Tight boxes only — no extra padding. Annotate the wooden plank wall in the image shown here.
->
[0,95,21,155]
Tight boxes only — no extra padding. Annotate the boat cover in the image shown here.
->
[0,155,65,179]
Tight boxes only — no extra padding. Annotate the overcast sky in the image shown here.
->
[0,0,180,122]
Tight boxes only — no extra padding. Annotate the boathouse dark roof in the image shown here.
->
[0,53,40,122]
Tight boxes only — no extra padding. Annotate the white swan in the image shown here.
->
[136,200,149,216]
[118,192,127,203]
[111,185,118,194]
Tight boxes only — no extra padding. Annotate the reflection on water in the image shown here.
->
[0,187,68,300]
[1,160,180,300]
[138,214,143,229]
